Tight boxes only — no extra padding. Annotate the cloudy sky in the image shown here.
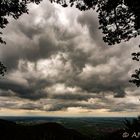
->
[0,0,140,117]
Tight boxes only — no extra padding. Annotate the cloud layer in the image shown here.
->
[0,0,140,116]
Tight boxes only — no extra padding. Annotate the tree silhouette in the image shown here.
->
[129,45,140,87]
[1,0,139,46]
[124,116,140,131]
[50,0,140,45]
[2,0,139,45]
[0,62,6,76]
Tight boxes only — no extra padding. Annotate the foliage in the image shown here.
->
[124,116,140,132]
[50,0,140,45]
[129,45,140,87]
[1,0,140,45]
[0,62,6,76]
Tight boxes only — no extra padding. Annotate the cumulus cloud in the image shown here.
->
[0,0,139,115]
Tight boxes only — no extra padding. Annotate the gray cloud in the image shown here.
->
[0,0,139,114]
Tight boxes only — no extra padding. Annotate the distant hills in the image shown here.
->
[0,119,91,140]
[0,117,139,140]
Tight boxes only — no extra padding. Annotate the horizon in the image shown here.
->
[0,116,137,118]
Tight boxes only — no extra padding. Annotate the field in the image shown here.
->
[0,117,134,140]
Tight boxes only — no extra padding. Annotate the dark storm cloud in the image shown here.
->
[77,10,106,47]
[44,97,114,111]
[18,23,43,40]
[1,27,60,70]
[0,102,18,109]
[19,103,42,110]
[51,94,93,101]
[0,0,139,113]
[0,1,59,70]
[58,11,133,99]
[1,2,80,72]
[109,103,140,112]
[0,97,43,110]
[0,78,49,100]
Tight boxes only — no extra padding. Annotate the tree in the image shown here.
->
[0,62,6,76]
[129,45,140,87]
[124,116,140,136]
[50,0,140,45]
[1,0,140,45]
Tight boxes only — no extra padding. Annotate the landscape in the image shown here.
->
[0,0,140,140]
[0,116,138,140]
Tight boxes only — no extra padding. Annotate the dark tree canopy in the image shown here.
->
[1,0,140,45]
[129,45,140,87]
[51,0,140,45]
[0,62,6,76]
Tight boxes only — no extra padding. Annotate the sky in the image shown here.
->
[0,0,140,117]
